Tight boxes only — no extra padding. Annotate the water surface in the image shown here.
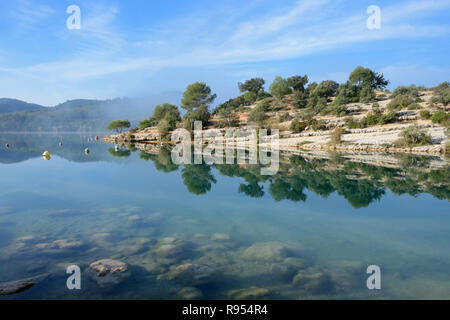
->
[0,133,449,300]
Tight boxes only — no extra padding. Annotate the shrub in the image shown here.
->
[345,117,363,129]
[293,91,308,109]
[279,112,292,122]
[387,95,414,110]
[269,76,292,99]
[329,127,346,145]
[378,111,397,125]
[359,85,376,103]
[398,124,432,147]
[392,85,422,98]
[248,107,268,124]
[431,111,449,125]
[290,118,308,133]
[420,110,431,119]
[241,91,258,105]
[257,99,271,112]
[407,103,422,110]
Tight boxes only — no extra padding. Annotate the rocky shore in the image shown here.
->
[104,122,448,155]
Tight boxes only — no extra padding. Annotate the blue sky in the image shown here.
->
[0,0,449,106]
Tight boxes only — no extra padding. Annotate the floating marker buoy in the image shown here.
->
[58,142,63,147]
[5,144,9,148]
[84,148,90,154]
[42,151,50,160]
[114,145,119,152]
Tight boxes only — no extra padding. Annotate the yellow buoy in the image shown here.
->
[42,151,51,160]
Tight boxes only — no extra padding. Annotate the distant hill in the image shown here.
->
[0,98,45,114]
[0,92,182,133]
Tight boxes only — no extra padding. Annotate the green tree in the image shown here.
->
[238,78,265,94]
[182,164,217,195]
[287,75,309,92]
[349,66,389,90]
[312,80,339,98]
[181,82,216,111]
[107,120,130,133]
[140,103,181,129]
[269,76,292,99]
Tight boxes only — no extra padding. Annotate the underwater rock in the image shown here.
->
[35,239,82,250]
[178,287,204,300]
[159,237,178,244]
[242,242,289,262]
[89,259,129,286]
[90,259,127,276]
[162,263,218,286]
[141,258,166,275]
[227,287,270,300]
[155,244,184,258]
[292,270,334,294]
[211,233,230,242]
[0,273,48,296]
[117,237,155,256]
[128,215,141,223]
[270,263,298,282]
[154,237,187,259]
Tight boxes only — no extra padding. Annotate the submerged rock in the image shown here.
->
[35,239,82,250]
[141,258,166,275]
[178,287,204,300]
[292,270,334,294]
[227,287,270,300]
[270,263,297,282]
[89,259,129,286]
[211,233,230,242]
[0,273,48,296]
[90,259,127,276]
[155,244,184,258]
[162,263,219,286]
[242,242,289,262]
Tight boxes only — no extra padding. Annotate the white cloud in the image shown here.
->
[0,0,449,104]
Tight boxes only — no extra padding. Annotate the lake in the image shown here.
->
[0,133,449,300]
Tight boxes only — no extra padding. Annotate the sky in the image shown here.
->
[0,0,449,106]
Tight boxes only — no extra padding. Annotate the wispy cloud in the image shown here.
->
[12,0,55,32]
[0,0,449,104]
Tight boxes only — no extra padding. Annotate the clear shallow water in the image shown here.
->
[0,133,449,300]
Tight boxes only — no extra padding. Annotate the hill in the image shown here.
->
[0,98,45,114]
[0,92,182,133]
[104,67,450,155]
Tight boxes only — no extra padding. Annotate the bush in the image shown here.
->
[257,99,271,112]
[392,85,422,98]
[398,124,432,147]
[359,85,376,103]
[241,91,258,105]
[269,76,292,99]
[248,107,268,124]
[290,118,308,133]
[378,111,397,125]
[329,127,346,145]
[420,110,431,119]
[293,91,308,109]
[279,112,292,122]
[359,110,396,127]
[431,111,449,125]
[387,94,414,110]
[345,117,363,129]
[407,103,422,110]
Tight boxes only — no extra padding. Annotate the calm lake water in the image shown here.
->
[0,133,449,300]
